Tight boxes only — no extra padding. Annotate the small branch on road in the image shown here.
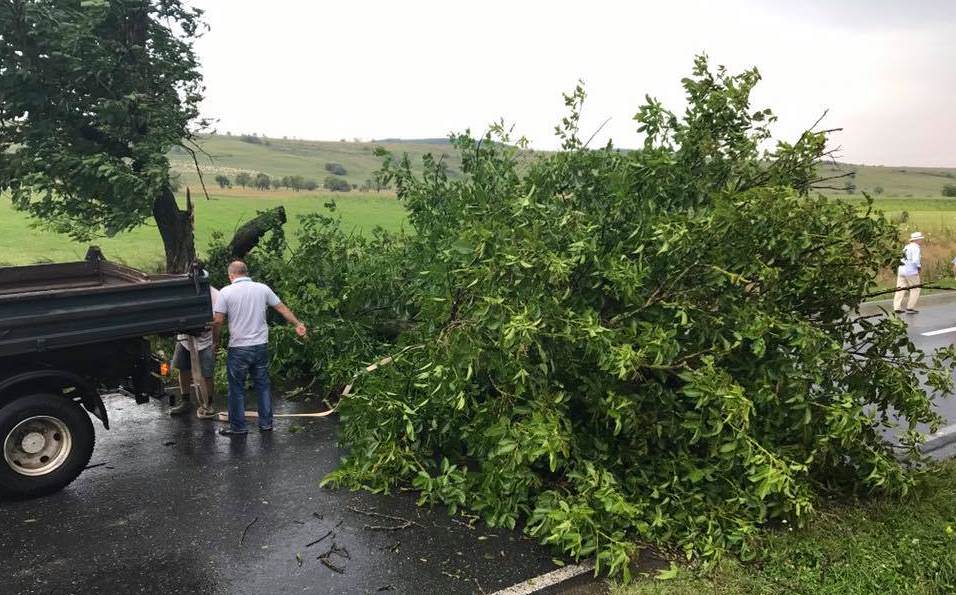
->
[239,516,259,546]
[346,506,423,530]
[306,530,334,548]
[319,557,345,574]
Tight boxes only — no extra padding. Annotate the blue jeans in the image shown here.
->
[226,344,272,431]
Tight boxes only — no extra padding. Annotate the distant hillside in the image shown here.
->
[168,135,956,199]
[168,135,463,188]
[815,162,956,198]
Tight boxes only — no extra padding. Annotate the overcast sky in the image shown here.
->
[191,0,956,167]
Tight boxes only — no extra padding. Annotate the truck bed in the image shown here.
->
[0,250,212,358]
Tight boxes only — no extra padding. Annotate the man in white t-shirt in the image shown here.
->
[893,231,924,314]
[170,285,220,418]
[212,261,307,435]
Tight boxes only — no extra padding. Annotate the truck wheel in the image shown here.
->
[0,394,95,499]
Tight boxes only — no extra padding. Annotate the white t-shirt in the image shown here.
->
[177,286,220,351]
[898,242,921,277]
[213,277,281,348]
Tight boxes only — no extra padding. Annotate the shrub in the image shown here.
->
[874,186,884,195]
[239,134,262,144]
[943,184,956,197]
[324,162,347,176]
[323,176,351,192]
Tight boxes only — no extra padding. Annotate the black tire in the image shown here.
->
[0,394,95,499]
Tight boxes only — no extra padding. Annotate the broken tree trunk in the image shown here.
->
[153,185,196,274]
[227,206,287,258]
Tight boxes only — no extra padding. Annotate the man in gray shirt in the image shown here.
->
[213,261,307,435]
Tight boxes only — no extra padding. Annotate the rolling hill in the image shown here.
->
[169,135,956,199]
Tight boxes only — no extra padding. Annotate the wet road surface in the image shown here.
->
[0,394,600,594]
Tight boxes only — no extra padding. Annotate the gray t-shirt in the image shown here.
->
[214,277,281,348]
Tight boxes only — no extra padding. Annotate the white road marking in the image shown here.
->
[921,326,956,337]
[489,560,595,595]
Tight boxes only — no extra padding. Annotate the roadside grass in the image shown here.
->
[0,192,407,269]
[613,460,956,595]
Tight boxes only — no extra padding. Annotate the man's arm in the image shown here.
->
[273,303,307,337]
[212,313,226,349]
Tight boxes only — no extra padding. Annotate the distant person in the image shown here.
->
[212,261,307,436]
[894,231,924,314]
[170,284,220,418]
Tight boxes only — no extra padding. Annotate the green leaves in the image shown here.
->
[282,56,956,578]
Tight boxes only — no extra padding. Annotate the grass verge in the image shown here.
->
[613,461,956,595]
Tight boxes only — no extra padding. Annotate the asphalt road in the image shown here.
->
[861,292,956,457]
[0,394,590,595]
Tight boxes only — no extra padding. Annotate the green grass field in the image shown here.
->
[0,191,408,270]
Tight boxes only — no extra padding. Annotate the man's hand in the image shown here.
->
[295,323,307,337]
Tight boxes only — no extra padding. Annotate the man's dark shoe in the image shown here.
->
[259,426,273,432]
[894,309,905,314]
[906,309,919,313]
[219,428,249,436]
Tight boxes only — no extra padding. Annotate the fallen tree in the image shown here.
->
[266,58,956,578]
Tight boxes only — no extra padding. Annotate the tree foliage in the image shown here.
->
[239,58,956,577]
[943,184,956,197]
[0,0,206,271]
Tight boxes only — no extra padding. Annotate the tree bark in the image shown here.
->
[227,206,286,258]
[152,185,195,273]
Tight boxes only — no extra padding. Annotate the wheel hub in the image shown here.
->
[21,432,45,454]
[3,416,73,477]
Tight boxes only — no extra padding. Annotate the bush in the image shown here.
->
[324,162,347,176]
[274,58,955,578]
[214,174,232,189]
[239,134,262,144]
[873,186,884,195]
[943,184,956,197]
[890,210,909,224]
[323,176,351,192]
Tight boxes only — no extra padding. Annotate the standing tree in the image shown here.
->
[0,0,207,272]
[235,172,252,188]
[214,174,232,189]
[253,172,271,191]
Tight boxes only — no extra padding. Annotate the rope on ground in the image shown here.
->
[217,343,426,421]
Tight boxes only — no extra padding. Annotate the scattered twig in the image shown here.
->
[313,512,324,520]
[377,586,394,592]
[84,462,108,470]
[162,441,176,446]
[451,518,475,530]
[319,557,345,574]
[346,506,423,531]
[239,516,259,546]
[295,552,303,567]
[306,530,334,548]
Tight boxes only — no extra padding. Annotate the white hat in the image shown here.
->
[910,231,924,241]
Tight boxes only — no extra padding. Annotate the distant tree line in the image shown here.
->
[211,171,390,193]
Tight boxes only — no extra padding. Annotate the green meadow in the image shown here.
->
[0,192,407,270]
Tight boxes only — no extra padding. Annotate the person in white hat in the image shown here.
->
[893,231,924,314]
